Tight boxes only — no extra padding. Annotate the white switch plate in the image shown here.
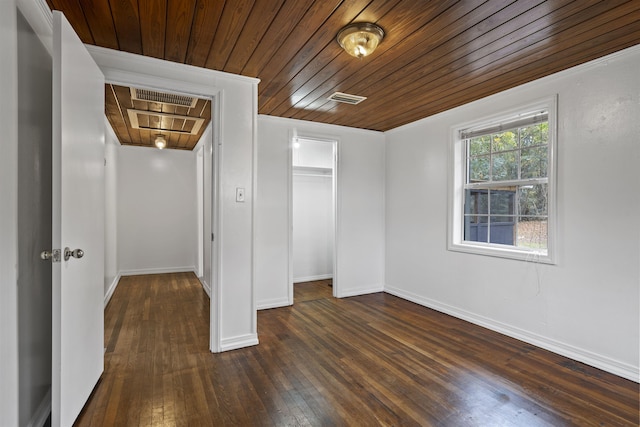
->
[236,187,245,202]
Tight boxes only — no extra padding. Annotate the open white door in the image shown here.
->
[51,11,105,427]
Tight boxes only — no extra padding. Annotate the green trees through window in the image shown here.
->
[464,122,549,250]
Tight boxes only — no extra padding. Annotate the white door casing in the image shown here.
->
[52,11,105,427]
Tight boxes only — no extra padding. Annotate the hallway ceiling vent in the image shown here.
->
[327,91,367,105]
[130,88,198,108]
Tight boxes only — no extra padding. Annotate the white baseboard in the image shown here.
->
[199,277,211,298]
[26,387,50,427]
[293,274,333,283]
[338,284,384,298]
[119,266,197,276]
[384,284,639,383]
[220,334,259,352]
[104,274,121,308]
[257,297,291,310]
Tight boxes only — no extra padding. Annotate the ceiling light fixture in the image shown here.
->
[155,135,167,150]
[337,22,384,58]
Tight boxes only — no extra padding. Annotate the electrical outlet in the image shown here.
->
[236,187,245,202]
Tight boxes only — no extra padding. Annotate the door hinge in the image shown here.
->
[211,233,215,242]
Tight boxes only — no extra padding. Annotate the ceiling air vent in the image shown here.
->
[130,88,198,108]
[327,92,367,105]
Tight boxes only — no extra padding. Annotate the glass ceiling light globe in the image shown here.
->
[337,22,385,58]
[155,135,167,149]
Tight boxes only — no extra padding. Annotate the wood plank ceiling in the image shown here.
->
[46,0,640,133]
[106,84,211,150]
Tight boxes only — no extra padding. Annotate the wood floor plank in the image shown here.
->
[75,274,639,426]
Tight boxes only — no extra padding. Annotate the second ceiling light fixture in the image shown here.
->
[337,22,385,58]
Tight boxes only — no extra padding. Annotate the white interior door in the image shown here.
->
[51,11,105,427]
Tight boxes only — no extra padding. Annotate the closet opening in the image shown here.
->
[289,136,338,302]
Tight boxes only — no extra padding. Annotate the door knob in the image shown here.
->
[64,247,84,261]
[41,249,61,262]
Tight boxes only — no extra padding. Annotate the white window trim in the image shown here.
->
[448,95,558,264]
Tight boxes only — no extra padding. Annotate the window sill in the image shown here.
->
[448,241,556,264]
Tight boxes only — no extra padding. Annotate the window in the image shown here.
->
[449,97,556,263]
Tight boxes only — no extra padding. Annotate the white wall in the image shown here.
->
[104,123,119,304]
[385,46,640,381]
[117,145,197,274]
[217,77,258,348]
[256,115,386,308]
[293,172,334,282]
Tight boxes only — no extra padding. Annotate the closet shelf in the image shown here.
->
[292,166,333,176]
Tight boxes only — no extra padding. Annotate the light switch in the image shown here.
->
[236,187,245,202]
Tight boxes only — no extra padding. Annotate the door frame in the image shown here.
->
[95,61,223,352]
[288,133,339,302]
[0,1,20,424]
[196,146,205,278]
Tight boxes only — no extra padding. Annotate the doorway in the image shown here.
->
[290,136,338,301]
[104,77,221,352]
[104,83,214,282]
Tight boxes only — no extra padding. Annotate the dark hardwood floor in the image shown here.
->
[75,273,639,426]
[295,278,333,303]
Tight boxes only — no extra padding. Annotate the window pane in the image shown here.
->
[469,156,490,182]
[465,189,488,215]
[521,146,548,179]
[518,184,547,216]
[516,217,547,250]
[491,131,517,152]
[469,135,491,155]
[489,216,515,245]
[464,215,488,243]
[492,151,517,180]
[490,189,515,215]
[519,125,539,147]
